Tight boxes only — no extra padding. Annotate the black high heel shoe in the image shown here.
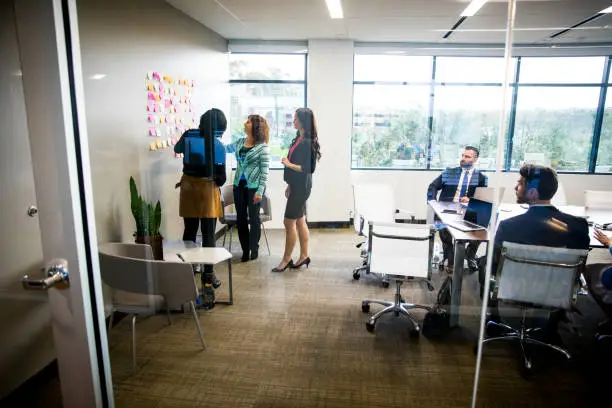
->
[291,257,311,269]
[271,259,294,272]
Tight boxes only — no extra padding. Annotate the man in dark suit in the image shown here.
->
[481,164,590,332]
[427,146,488,272]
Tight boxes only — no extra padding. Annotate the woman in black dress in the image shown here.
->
[272,108,321,272]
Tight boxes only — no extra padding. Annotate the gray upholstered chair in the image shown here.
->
[99,243,206,370]
[481,242,588,378]
[219,184,271,255]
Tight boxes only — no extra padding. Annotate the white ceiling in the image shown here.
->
[166,0,612,44]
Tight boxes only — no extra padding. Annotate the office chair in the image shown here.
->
[584,190,612,210]
[351,183,414,288]
[219,184,271,255]
[481,242,588,378]
[361,221,435,336]
[99,243,206,370]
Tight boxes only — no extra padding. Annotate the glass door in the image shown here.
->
[1,0,112,406]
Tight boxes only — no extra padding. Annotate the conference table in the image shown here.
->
[427,201,612,327]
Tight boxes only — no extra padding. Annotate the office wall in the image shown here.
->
[78,0,229,244]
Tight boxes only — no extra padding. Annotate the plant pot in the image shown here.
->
[135,234,164,260]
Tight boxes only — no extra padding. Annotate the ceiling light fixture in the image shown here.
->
[325,0,343,19]
[461,0,489,17]
[600,6,612,13]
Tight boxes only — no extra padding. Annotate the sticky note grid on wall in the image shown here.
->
[145,71,197,156]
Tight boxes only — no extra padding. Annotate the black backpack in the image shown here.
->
[422,276,452,338]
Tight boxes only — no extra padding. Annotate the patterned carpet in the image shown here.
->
[103,229,609,408]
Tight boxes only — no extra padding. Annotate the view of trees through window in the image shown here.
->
[352,55,611,173]
[229,53,306,168]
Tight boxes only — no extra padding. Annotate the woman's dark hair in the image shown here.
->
[199,108,227,138]
[248,114,270,144]
[293,108,321,161]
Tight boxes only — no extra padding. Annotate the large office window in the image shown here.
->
[432,57,512,170]
[596,92,612,172]
[511,57,606,172]
[352,56,432,169]
[352,54,612,173]
[229,53,307,168]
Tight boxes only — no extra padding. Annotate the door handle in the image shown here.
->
[22,258,70,290]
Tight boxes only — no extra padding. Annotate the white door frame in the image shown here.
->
[14,0,112,406]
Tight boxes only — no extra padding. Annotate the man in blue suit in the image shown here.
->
[482,164,590,332]
[427,146,488,272]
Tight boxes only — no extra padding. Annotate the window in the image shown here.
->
[512,87,600,172]
[596,92,612,173]
[352,54,611,173]
[511,57,607,172]
[432,85,507,170]
[229,53,306,168]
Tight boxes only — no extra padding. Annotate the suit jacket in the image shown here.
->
[427,167,488,202]
[491,206,590,274]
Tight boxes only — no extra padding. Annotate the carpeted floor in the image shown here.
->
[102,229,610,408]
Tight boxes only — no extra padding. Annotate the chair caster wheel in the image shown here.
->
[353,272,361,280]
[381,280,390,288]
[361,302,370,313]
[366,322,375,333]
[409,327,420,339]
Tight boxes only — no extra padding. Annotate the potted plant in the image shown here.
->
[129,176,163,260]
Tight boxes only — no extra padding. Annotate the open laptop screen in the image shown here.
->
[463,198,493,227]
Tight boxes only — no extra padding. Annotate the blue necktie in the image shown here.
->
[458,170,469,199]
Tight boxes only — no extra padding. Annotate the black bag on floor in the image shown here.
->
[422,276,452,338]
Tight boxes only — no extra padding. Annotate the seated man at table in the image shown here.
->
[481,164,590,331]
[427,146,488,272]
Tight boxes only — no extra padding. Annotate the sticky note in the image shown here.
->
[154,103,161,112]
[171,137,177,145]
[152,72,161,81]
[149,127,156,136]
[148,92,155,100]
[147,102,154,112]
[150,141,157,151]
[156,139,163,149]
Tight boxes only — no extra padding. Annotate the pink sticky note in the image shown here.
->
[147,101,154,112]
[148,92,155,100]
[165,100,171,109]
[147,115,155,123]
[152,72,161,81]
[149,127,156,136]
[154,103,161,112]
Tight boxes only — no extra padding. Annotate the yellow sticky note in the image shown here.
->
[149,141,157,151]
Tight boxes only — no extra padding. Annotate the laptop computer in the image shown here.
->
[445,198,493,232]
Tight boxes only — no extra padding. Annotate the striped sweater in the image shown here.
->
[226,138,270,195]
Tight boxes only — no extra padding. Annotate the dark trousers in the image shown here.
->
[439,227,479,265]
[234,180,261,254]
[183,217,216,279]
